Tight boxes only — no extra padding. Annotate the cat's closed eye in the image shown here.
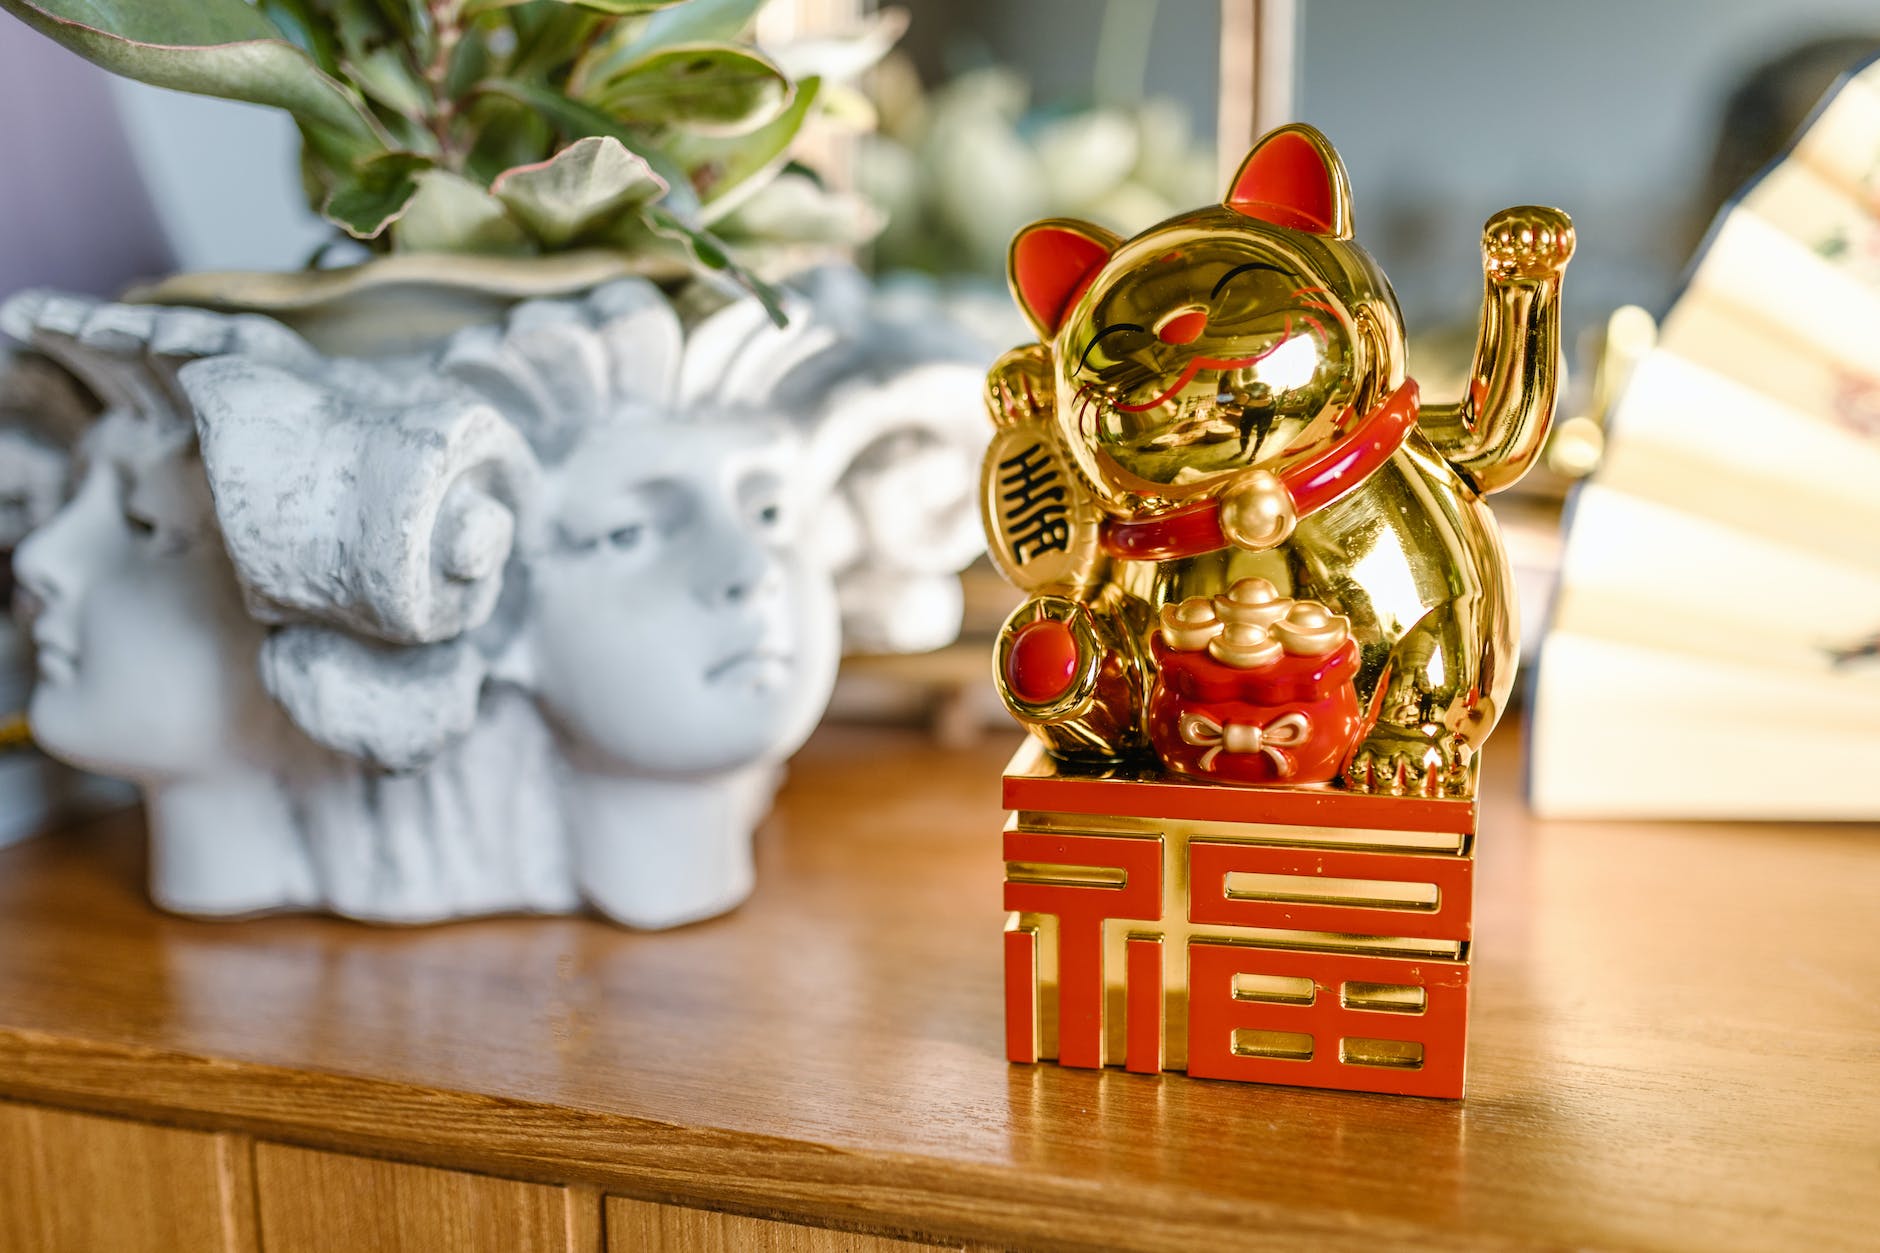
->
[1210,261,1285,302]
[1078,323,1151,370]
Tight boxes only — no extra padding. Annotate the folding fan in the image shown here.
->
[1531,56,1880,820]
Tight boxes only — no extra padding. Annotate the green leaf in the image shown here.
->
[668,75,819,221]
[0,0,391,163]
[255,0,341,75]
[491,136,668,246]
[391,169,533,254]
[329,0,394,61]
[300,146,339,219]
[557,0,687,12]
[322,152,433,239]
[465,0,680,12]
[506,2,602,80]
[631,0,762,50]
[345,46,429,117]
[577,0,761,85]
[463,93,555,184]
[596,43,787,135]
[443,18,492,98]
[641,204,786,326]
[367,0,422,43]
[477,77,702,221]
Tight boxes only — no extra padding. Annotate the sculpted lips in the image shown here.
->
[707,648,794,686]
[33,631,78,683]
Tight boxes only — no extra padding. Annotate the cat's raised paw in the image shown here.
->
[1481,206,1576,281]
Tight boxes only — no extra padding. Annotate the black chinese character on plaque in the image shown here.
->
[999,441,1070,563]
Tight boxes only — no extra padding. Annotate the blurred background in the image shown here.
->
[12,0,1880,331]
[3,0,1877,811]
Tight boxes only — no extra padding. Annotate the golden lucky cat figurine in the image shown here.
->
[982,123,1574,796]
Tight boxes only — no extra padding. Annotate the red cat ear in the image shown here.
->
[1008,219,1122,339]
[1224,124,1353,238]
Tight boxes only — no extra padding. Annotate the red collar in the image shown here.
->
[1099,379,1419,561]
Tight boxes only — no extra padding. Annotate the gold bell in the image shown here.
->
[1217,469,1297,551]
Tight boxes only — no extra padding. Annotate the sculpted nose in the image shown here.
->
[691,518,777,610]
[1154,306,1208,345]
[9,532,53,619]
[10,500,80,616]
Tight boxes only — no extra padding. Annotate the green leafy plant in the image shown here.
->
[1,0,876,318]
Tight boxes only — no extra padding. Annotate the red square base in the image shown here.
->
[1001,742,1478,1098]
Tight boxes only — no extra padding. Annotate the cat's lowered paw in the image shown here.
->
[1481,205,1576,281]
[1344,723,1470,797]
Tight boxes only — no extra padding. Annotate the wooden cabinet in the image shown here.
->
[0,1102,253,1253]
[0,1104,955,1253]
[254,1144,594,1253]
[2,726,1877,1250]
[606,1199,951,1252]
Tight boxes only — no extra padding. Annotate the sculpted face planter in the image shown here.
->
[14,410,324,915]
[0,350,91,845]
[1,272,980,925]
[439,282,844,928]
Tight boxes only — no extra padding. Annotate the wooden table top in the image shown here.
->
[0,724,1875,1252]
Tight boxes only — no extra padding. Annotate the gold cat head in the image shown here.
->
[1008,124,1408,516]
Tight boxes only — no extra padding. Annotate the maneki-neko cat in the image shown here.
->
[982,123,1574,796]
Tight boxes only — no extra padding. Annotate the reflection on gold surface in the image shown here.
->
[985,124,1573,795]
[1340,1037,1424,1069]
[1232,972,1315,1005]
[1223,871,1441,912]
[1341,982,1427,1015]
[1020,804,1466,856]
[1232,1028,1314,1060]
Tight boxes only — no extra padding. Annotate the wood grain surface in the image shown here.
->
[253,1142,591,1253]
[607,1197,950,1252]
[0,1099,255,1253]
[0,724,1875,1251]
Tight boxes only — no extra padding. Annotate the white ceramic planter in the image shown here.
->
[0,344,90,845]
[0,267,985,925]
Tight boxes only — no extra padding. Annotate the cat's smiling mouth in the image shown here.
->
[1107,317,1297,413]
[1112,353,1260,412]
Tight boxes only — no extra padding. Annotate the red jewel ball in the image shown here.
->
[1006,618,1081,704]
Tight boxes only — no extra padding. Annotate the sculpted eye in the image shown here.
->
[738,468,787,535]
[608,524,644,550]
[124,506,196,557]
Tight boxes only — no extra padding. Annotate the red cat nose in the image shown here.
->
[1154,306,1208,345]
